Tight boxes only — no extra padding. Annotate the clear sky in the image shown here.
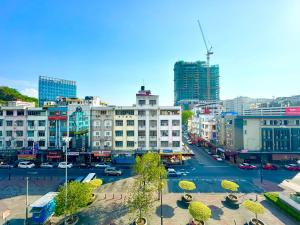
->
[0,0,299,105]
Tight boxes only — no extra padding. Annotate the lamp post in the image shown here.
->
[62,136,72,225]
[25,176,29,225]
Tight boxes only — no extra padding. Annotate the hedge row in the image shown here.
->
[264,192,300,222]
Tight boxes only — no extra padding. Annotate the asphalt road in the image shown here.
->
[0,143,298,193]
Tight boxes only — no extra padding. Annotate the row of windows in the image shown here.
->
[261,119,300,126]
[0,130,46,137]
[138,99,157,106]
[114,141,180,148]
[0,140,46,148]
[114,120,180,127]
[0,120,46,127]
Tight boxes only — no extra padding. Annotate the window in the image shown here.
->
[161,130,168,137]
[149,100,156,106]
[94,120,100,126]
[127,131,134,136]
[16,141,23,147]
[0,141,2,147]
[49,131,55,137]
[39,140,45,147]
[28,120,34,127]
[115,110,134,115]
[6,121,13,126]
[27,131,34,137]
[6,141,11,147]
[38,120,46,126]
[172,130,180,136]
[17,110,24,116]
[0,119,2,126]
[138,120,146,127]
[283,120,288,126]
[127,120,134,126]
[6,131,12,137]
[150,110,157,116]
[38,131,45,137]
[16,120,24,126]
[150,141,157,147]
[115,130,123,136]
[161,141,168,147]
[150,120,157,127]
[0,131,2,136]
[105,131,112,137]
[0,110,2,116]
[6,110,13,116]
[127,141,135,147]
[104,141,111,147]
[150,131,157,136]
[172,141,180,147]
[115,141,123,147]
[104,120,112,127]
[94,131,101,136]
[138,100,146,106]
[138,110,146,116]
[297,120,300,126]
[138,131,146,136]
[138,141,146,147]
[94,141,100,147]
[115,120,123,126]
[16,131,23,137]
[172,120,180,126]
[160,120,168,126]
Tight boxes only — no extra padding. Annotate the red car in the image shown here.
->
[263,164,278,170]
[238,163,257,170]
[284,164,300,171]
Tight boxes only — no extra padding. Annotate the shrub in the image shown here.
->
[188,201,211,222]
[264,192,300,222]
[88,178,103,190]
[221,180,239,192]
[179,180,196,191]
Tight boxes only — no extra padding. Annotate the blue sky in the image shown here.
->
[0,0,299,105]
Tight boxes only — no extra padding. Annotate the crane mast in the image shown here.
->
[197,20,213,100]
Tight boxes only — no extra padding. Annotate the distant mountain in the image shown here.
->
[0,86,38,106]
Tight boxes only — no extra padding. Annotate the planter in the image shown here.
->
[182,193,193,204]
[249,218,264,225]
[134,217,147,225]
[65,215,79,225]
[225,194,239,209]
[189,218,204,225]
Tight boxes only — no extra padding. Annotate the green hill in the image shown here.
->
[0,86,38,106]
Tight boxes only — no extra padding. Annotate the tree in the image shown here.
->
[242,200,265,224]
[55,182,92,220]
[128,152,167,224]
[182,110,194,126]
[188,201,211,224]
[0,86,38,106]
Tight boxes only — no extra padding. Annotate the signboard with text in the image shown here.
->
[285,107,300,116]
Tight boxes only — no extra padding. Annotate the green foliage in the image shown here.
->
[264,192,300,222]
[221,180,239,192]
[0,86,38,106]
[182,110,194,125]
[188,201,211,222]
[179,180,196,191]
[55,182,92,216]
[242,200,265,219]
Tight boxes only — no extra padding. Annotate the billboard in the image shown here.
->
[285,107,300,116]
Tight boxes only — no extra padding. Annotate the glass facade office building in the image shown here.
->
[174,61,220,106]
[38,76,77,107]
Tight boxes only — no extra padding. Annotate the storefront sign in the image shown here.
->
[48,115,67,120]
[47,152,61,159]
[18,154,37,160]
[67,152,79,156]
[162,149,173,154]
[92,151,111,157]
[285,107,300,116]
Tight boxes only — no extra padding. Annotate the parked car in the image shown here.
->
[18,161,35,169]
[284,164,300,171]
[187,140,192,145]
[238,163,257,170]
[58,162,73,169]
[104,167,122,176]
[0,162,13,169]
[40,162,54,168]
[263,163,278,170]
[94,162,110,168]
[167,168,180,177]
[212,155,223,161]
[79,163,93,169]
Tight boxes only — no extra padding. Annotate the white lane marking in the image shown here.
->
[203,166,230,168]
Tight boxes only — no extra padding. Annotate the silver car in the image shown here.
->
[104,167,122,176]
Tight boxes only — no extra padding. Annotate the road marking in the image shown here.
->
[203,166,230,168]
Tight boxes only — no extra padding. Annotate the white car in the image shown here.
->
[58,162,73,169]
[18,161,35,169]
[216,157,223,161]
[40,162,54,168]
[94,162,110,168]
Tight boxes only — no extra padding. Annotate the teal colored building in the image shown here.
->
[174,61,220,107]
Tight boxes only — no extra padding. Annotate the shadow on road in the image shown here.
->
[208,205,224,220]
[176,200,189,209]
[5,218,24,225]
[155,204,175,218]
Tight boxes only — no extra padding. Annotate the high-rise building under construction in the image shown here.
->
[174,61,220,107]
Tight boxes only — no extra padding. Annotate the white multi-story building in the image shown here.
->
[0,104,48,156]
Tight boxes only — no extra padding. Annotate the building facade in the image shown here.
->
[174,61,220,106]
[38,76,77,107]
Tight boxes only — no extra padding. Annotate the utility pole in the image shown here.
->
[25,177,29,225]
[62,136,71,225]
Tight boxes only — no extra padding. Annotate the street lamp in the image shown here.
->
[62,136,72,225]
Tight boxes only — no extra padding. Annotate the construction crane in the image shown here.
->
[197,20,213,100]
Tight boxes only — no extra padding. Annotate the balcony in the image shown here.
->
[149,136,157,141]
[138,136,146,141]
[138,126,146,130]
